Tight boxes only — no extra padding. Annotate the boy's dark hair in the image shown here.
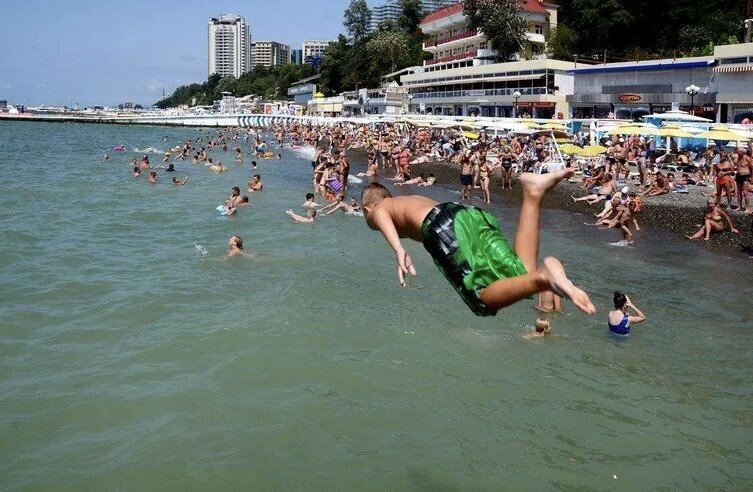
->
[613,291,627,309]
[362,182,392,208]
[306,193,314,200]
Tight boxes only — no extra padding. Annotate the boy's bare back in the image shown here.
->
[366,195,438,241]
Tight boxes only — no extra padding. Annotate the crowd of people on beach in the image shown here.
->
[103,117,753,339]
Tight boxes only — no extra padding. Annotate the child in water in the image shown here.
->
[361,169,596,316]
[226,235,244,257]
[523,318,552,340]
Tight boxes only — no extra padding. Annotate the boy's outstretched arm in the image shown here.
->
[369,208,417,287]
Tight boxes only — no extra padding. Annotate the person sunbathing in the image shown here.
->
[572,174,617,205]
[642,171,669,197]
[686,197,739,241]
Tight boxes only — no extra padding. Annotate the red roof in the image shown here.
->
[420,0,549,26]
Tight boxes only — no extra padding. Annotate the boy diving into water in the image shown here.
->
[361,169,596,315]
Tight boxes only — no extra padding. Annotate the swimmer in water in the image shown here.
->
[222,199,237,216]
[303,193,323,209]
[133,166,141,178]
[523,318,552,340]
[103,153,109,162]
[248,174,263,192]
[286,208,316,223]
[321,194,360,215]
[147,170,157,184]
[172,176,189,186]
[226,234,244,257]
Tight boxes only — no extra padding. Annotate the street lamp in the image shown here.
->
[513,90,522,118]
[686,84,700,114]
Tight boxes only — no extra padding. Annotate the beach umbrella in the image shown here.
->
[655,126,696,138]
[609,123,658,136]
[462,130,480,140]
[540,122,569,131]
[696,125,751,142]
[578,145,608,157]
[558,144,584,155]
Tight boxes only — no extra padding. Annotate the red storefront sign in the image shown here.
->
[618,94,642,103]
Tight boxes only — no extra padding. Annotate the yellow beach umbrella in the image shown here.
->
[657,125,698,139]
[463,130,480,140]
[558,144,583,155]
[609,123,658,136]
[578,145,608,157]
[313,92,326,98]
[540,122,569,131]
[697,125,752,141]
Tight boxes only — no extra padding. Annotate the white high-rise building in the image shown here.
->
[207,14,251,78]
[368,0,455,33]
[251,41,291,68]
[302,40,334,64]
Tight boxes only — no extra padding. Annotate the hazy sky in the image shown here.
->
[0,0,354,106]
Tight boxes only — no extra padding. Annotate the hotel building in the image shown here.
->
[713,42,753,123]
[250,41,291,68]
[207,14,251,78]
[400,1,572,118]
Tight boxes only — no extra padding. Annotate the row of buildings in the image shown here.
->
[207,14,334,77]
[294,1,753,124]
[206,0,447,77]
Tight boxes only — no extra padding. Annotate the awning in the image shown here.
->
[714,64,753,73]
[407,73,543,88]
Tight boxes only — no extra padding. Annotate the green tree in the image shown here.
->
[396,0,425,34]
[463,0,528,61]
[319,35,351,95]
[557,0,747,59]
[344,0,372,41]
[367,28,412,73]
[546,24,578,60]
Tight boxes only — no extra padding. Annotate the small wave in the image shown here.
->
[193,242,208,255]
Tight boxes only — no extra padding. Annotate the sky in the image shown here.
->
[0,0,355,107]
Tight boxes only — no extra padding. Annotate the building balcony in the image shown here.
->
[425,50,478,66]
[424,29,479,49]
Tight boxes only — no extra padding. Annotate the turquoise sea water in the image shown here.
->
[1,121,752,490]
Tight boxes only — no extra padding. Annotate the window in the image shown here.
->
[720,57,749,64]
[534,24,543,35]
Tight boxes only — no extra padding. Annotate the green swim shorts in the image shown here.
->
[421,202,528,316]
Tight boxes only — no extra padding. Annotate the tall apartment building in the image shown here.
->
[368,0,456,33]
[302,40,334,64]
[207,14,251,78]
[251,41,291,68]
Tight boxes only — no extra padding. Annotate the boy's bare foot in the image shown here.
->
[521,169,575,200]
[539,257,596,315]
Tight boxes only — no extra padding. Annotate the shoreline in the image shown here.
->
[345,149,753,258]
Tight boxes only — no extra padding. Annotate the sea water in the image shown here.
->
[1,121,752,490]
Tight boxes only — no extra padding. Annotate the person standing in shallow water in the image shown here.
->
[608,292,645,336]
